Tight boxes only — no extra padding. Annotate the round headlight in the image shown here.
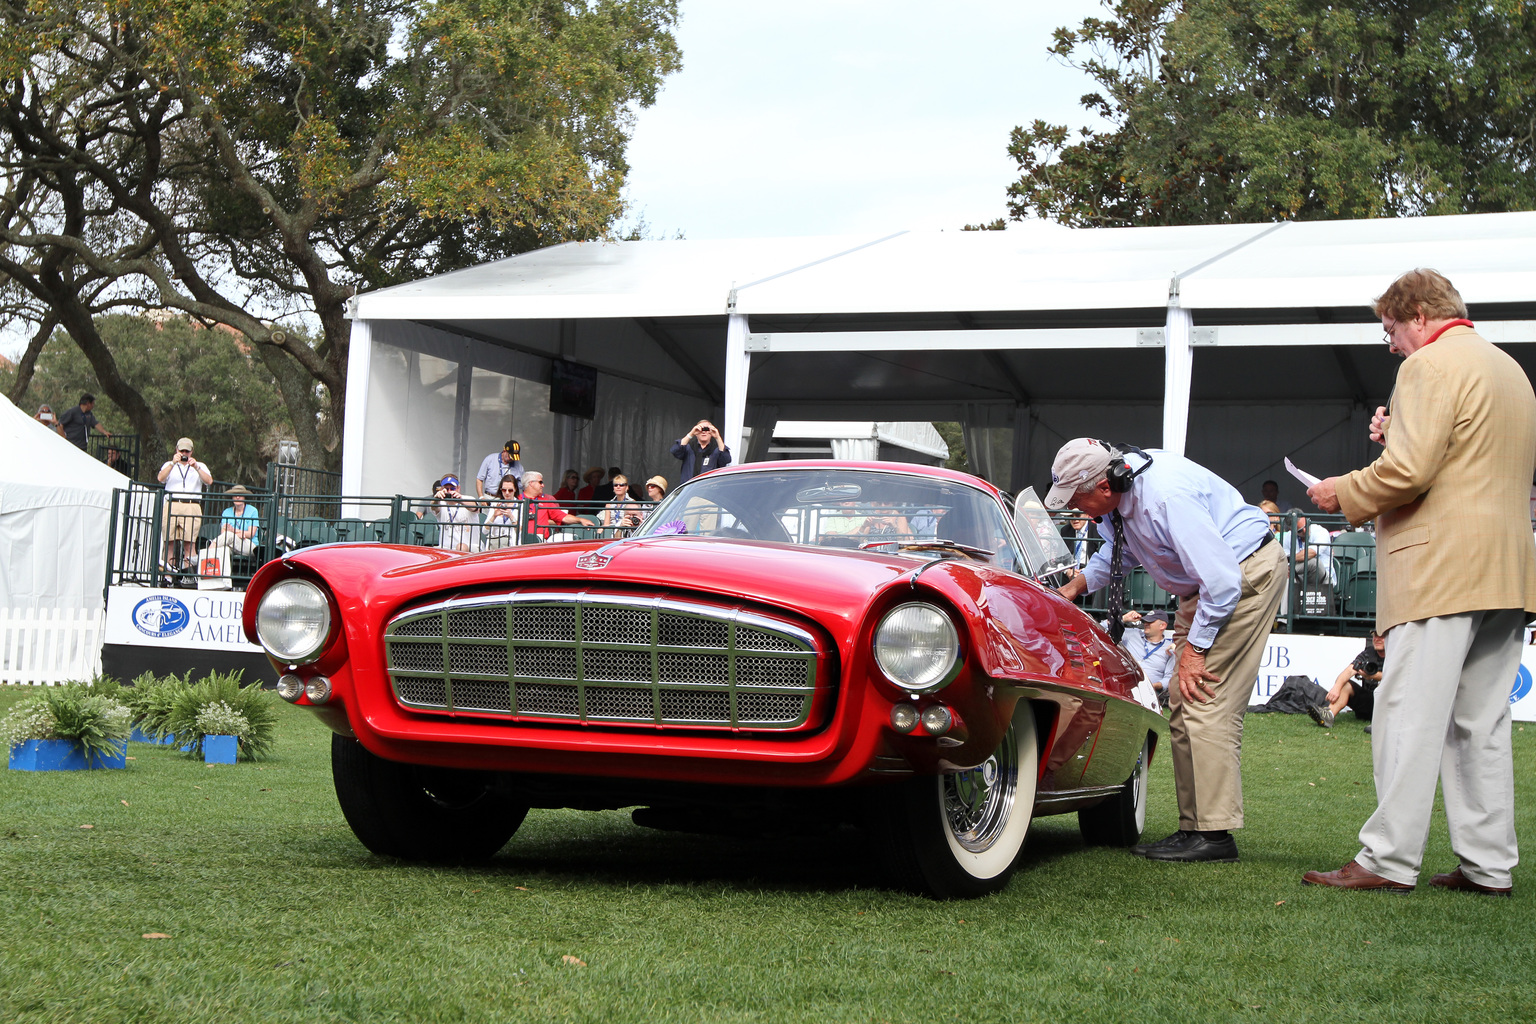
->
[304,677,333,705]
[873,603,959,692]
[256,579,332,664]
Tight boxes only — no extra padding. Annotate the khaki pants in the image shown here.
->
[1356,609,1522,888]
[1168,541,1286,831]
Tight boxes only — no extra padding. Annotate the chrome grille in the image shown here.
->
[384,591,823,729]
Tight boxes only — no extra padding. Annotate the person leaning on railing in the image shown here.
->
[521,471,596,541]
[598,474,647,536]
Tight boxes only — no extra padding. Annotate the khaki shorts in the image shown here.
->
[163,501,203,542]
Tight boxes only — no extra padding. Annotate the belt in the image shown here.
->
[1242,532,1277,562]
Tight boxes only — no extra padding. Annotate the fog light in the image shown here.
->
[276,674,304,703]
[304,676,333,704]
[890,703,919,734]
[920,705,953,736]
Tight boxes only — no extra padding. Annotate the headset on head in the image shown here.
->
[1098,440,1153,493]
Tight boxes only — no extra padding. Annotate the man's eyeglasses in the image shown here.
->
[1382,319,1399,346]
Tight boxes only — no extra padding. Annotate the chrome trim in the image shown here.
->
[1030,784,1126,810]
[943,722,1019,852]
[383,589,823,731]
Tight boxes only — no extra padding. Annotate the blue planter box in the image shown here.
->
[9,738,128,771]
[130,727,177,746]
[204,734,238,765]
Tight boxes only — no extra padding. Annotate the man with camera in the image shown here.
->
[670,420,731,483]
[431,475,480,553]
[1047,438,1285,863]
[156,437,213,571]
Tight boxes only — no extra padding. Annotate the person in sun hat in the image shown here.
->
[157,436,213,571]
[1047,437,1283,864]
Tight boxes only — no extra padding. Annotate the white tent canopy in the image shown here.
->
[0,395,130,610]
[345,212,1536,504]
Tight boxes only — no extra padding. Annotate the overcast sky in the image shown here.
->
[621,0,1111,239]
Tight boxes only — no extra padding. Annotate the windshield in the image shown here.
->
[633,468,1028,573]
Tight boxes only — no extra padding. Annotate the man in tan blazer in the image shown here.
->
[1303,268,1536,895]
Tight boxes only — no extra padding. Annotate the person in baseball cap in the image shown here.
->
[1044,438,1118,510]
[1046,435,1281,865]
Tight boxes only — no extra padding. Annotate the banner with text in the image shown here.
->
[1249,632,1536,723]
[104,586,260,653]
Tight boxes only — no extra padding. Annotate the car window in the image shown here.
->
[636,469,1025,573]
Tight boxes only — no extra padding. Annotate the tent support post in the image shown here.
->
[1010,404,1031,494]
[340,318,373,513]
[724,312,751,457]
[1163,281,1193,455]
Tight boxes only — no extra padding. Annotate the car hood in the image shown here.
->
[286,535,920,632]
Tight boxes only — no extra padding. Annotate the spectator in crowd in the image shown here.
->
[34,404,65,438]
[522,471,596,540]
[576,466,605,502]
[58,393,111,450]
[482,474,522,550]
[1260,479,1295,512]
[200,485,259,585]
[1311,632,1385,731]
[599,474,647,535]
[1122,610,1176,704]
[644,476,668,506]
[1048,438,1285,864]
[157,437,212,571]
[671,420,731,482]
[1303,268,1536,896]
[593,466,623,504]
[432,474,480,553]
[554,470,581,502]
[475,439,522,498]
[1281,513,1334,586]
[1061,512,1100,569]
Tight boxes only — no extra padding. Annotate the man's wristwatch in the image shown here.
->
[1188,642,1211,656]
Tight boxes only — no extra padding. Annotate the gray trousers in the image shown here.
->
[1356,609,1523,888]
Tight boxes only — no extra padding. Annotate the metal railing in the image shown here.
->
[87,433,142,480]
[106,483,637,596]
[1050,509,1384,637]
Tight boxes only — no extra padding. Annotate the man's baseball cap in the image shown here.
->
[176,437,195,452]
[1043,438,1114,510]
[1143,610,1170,626]
[441,475,460,488]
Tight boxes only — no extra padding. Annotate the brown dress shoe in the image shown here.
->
[1428,867,1512,897]
[1302,859,1414,892]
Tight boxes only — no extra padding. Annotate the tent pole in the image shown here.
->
[1162,279,1193,455]
[723,311,751,457]
[340,317,374,515]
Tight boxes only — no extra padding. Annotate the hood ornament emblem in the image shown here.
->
[576,551,612,571]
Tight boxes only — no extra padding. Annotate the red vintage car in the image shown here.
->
[243,462,1165,898]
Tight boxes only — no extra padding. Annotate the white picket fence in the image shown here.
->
[0,608,105,685]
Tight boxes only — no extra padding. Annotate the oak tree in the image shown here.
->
[1007,0,1536,227]
[0,0,680,466]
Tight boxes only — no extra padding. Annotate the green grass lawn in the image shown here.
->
[2,686,1532,1024]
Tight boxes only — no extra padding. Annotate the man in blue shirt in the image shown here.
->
[1046,438,1286,863]
[1123,610,1176,701]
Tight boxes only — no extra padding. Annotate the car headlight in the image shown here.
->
[874,602,959,692]
[255,579,332,664]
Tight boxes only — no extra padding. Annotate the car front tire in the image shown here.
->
[1077,734,1151,846]
[875,701,1040,899]
[331,735,528,862]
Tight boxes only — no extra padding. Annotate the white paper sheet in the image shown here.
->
[1284,456,1321,489]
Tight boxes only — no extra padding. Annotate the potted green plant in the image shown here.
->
[121,671,189,745]
[3,684,132,771]
[163,671,279,762]
[194,702,249,764]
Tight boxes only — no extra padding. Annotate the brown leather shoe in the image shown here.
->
[1302,859,1414,892]
[1428,867,1512,897]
